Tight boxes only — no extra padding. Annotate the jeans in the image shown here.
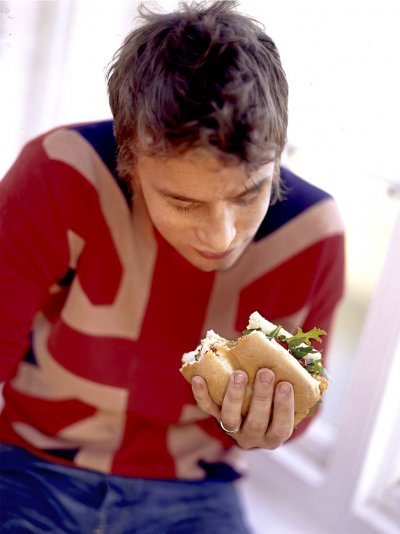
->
[0,443,252,534]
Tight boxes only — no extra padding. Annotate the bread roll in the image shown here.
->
[180,312,328,426]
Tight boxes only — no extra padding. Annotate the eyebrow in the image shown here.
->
[239,177,269,198]
[159,177,270,204]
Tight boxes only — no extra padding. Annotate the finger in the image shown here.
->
[220,371,247,432]
[263,381,294,449]
[191,376,220,419]
[242,368,275,437]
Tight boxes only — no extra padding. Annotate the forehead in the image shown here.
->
[136,148,275,196]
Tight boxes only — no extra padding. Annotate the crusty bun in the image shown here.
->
[180,312,329,427]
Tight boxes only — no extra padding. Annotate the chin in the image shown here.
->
[187,251,242,272]
[185,255,218,272]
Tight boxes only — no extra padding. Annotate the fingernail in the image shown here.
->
[279,382,292,395]
[233,372,245,385]
[260,370,274,384]
[192,377,203,389]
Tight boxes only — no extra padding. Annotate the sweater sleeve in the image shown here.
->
[302,233,346,355]
[0,137,73,380]
[291,232,345,438]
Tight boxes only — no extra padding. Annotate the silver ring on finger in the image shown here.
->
[219,420,241,434]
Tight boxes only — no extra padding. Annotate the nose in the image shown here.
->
[196,204,236,252]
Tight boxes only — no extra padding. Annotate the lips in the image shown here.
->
[194,248,235,260]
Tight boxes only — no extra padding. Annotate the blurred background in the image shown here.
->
[1,1,399,532]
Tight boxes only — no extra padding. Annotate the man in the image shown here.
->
[0,1,345,532]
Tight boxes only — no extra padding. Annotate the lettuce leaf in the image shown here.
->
[242,324,329,379]
[285,327,327,349]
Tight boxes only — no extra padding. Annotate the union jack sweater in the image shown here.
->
[0,121,345,480]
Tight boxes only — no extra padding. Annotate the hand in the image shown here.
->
[191,369,294,449]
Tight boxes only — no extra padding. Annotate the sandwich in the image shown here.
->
[180,311,329,427]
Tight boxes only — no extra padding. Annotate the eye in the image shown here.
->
[172,200,199,213]
[174,204,193,212]
[234,179,270,206]
[235,192,259,206]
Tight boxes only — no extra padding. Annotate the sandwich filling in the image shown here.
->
[181,330,234,373]
[182,312,329,382]
[244,312,329,380]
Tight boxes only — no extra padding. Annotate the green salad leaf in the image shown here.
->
[242,324,329,379]
[242,327,262,336]
[285,327,327,349]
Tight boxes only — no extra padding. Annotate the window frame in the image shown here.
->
[241,209,400,534]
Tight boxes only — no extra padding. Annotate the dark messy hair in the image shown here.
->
[107,1,288,197]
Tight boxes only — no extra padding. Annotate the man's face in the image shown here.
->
[135,149,276,272]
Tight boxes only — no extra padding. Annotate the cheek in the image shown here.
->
[149,208,174,231]
[254,191,272,220]
[240,199,270,230]
[146,201,189,238]
[140,190,173,230]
